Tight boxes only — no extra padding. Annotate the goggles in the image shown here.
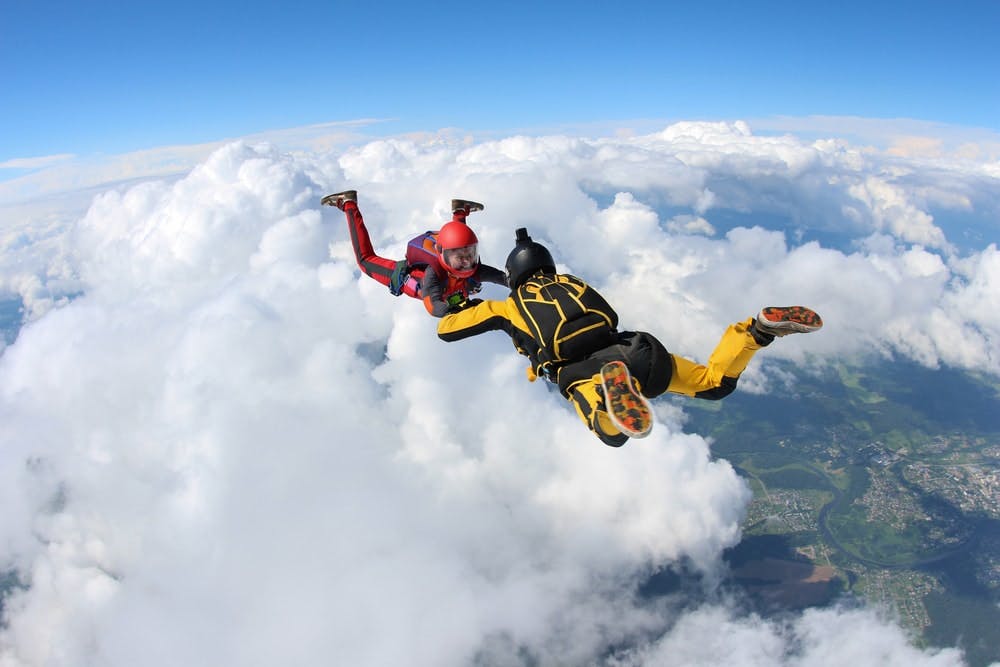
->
[442,243,478,270]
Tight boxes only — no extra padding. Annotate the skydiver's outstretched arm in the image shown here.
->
[437,299,518,341]
[437,297,546,376]
[476,264,508,288]
[424,265,508,318]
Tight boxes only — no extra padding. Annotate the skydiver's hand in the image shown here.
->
[526,359,553,383]
[445,296,468,313]
[446,297,483,314]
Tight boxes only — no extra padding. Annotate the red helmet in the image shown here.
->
[436,221,480,278]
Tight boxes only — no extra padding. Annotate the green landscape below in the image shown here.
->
[676,357,1000,667]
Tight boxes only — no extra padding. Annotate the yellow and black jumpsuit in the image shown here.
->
[437,295,769,444]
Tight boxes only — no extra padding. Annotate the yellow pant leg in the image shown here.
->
[567,378,624,438]
[666,317,762,397]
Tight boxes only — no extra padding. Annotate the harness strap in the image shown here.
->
[388,260,410,296]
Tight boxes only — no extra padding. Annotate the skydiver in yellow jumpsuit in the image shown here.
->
[438,228,823,446]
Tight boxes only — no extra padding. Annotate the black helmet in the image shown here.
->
[505,227,556,289]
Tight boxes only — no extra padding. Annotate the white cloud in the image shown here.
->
[0,155,76,170]
[2,121,997,665]
[749,115,1000,162]
[848,176,950,249]
[615,604,965,667]
[666,213,716,236]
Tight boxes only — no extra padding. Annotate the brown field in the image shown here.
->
[732,558,838,608]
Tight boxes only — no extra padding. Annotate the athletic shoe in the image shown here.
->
[451,198,484,215]
[599,361,653,438]
[321,190,358,210]
[754,306,824,338]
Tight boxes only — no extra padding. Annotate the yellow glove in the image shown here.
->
[526,365,538,382]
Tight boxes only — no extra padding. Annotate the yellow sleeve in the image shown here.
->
[438,297,544,383]
[437,299,520,342]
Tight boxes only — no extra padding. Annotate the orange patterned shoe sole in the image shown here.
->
[758,306,823,335]
[600,361,653,438]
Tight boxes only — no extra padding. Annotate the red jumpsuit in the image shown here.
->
[341,201,507,317]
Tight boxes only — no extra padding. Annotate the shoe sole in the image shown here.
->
[321,190,357,207]
[600,361,653,438]
[451,199,484,213]
[759,306,823,335]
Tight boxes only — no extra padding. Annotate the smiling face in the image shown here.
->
[443,243,478,272]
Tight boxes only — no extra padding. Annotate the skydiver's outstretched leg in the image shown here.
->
[666,306,823,400]
[564,306,822,446]
[665,318,760,400]
[323,190,415,297]
[450,198,484,225]
[323,190,397,288]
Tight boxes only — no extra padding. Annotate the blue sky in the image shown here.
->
[2,0,999,162]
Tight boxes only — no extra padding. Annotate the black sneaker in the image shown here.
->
[321,190,358,210]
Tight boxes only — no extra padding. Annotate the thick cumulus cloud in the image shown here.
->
[611,603,964,667]
[1,123,995,665]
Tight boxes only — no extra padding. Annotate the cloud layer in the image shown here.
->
[3,122,995,665]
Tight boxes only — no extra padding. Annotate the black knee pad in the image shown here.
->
[619,331,671,397]
[694,375,738,401]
